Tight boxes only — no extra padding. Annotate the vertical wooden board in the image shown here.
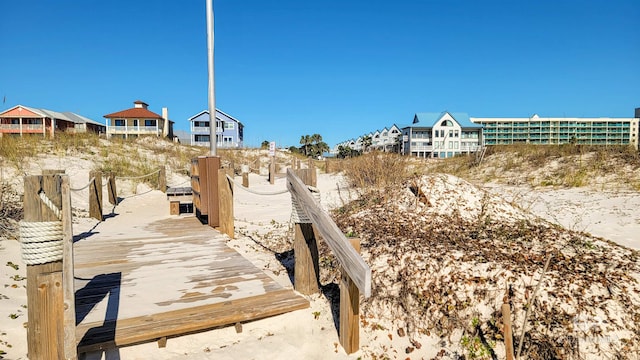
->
[340,238,361,354]
[89,171,103,221]
[198,157,209,215]
[242,172,249,188]
[108,174,117,205]
[502,303,514,360]
[269,157,276,184]
[61,176,77,360]
[218,169,234,239]
[158,166,166,193]
[37,272,65,360]
[24,176,64,360]
[170,201,180,215]
[206,157,221,227]
[293,223,319,295]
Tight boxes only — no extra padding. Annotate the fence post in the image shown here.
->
[269,156,276,184]
[502,289,514,360]
[24,174,64,359]
[60,175,77,359]
[89,170,103,221]
[218,169,234,238]
[340,238,361,354]
[307,158,317,187]
[107,173,117,205]
[205,156,221,227]
[293,171,320,295]
[158,166,166,192]
[241,164,249,188]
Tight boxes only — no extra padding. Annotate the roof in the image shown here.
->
[412,111,482,128]
[104,107,163,119]
[188,109,244,126]
[0,104,103,127]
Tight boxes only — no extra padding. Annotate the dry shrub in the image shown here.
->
[340,152,410,190]
[0,181,22,240]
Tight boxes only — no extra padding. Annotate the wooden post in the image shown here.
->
[218,168,234,238]
[502,290,514,360]
[107,174,117,205]
[325,159,330,173]
[308,158,317,187]
[242,172,249,188]
[340,238,361,354]
[38,272,65,359]
[206,156,221,227]
[170,201,180,215]
[293,172,319,295]
[24,175,64,360]
[158,166,166,193]
[269,156,276,184]
[293,223,319,295]
[89,170,103,221]
[61,176,77,360]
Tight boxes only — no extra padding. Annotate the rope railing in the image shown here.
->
[167,178,191,188]
[70,177,95,192]
[225,174,289,196]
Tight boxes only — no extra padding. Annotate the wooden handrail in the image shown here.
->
[286,168,371,298]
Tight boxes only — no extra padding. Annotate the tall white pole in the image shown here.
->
[206,0,217,155]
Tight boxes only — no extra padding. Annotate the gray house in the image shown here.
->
[189,109,244,148]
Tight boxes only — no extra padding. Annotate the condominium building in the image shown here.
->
[471,113,639,149]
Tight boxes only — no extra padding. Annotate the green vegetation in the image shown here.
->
[299,133,329,158]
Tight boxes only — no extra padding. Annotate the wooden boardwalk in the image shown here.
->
[73,209,308,353]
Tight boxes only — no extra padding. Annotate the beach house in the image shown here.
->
[0,104,105,138]
[189,109,244,148]
[103,100,173,140]
[401,112,483,158]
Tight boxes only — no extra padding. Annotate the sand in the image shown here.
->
[1,160,639,359]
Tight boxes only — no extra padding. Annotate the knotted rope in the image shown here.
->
[118,169,161,180]
[19,190,64,265]
[70,177,96,192]
[225,175,290,196]
[291,186,320,224]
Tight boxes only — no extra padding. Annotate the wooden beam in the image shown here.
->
[158,166,166,193]
[37,271,65,360]
[24,175,64,359]
[269,156,276,184]
[293,223,319,295]
[217,169,234,238]
[206,156,220,227]
[61,176,78,360]
[340,238,360,354]
[107,174,117,205]
[286,169,371,298]
[88,171,103,222]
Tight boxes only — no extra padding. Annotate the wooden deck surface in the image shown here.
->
[73,213,308,353]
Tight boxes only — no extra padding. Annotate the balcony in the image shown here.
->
[0,124,45,133]
[107,126,160,135]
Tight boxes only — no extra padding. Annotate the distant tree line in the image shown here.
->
[298,134,329,159]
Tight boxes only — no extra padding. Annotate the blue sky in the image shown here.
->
[2,0,639,148]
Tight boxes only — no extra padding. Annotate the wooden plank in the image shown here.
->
[170,201,180,215]
[76,289,309,353]
[158,166,166,192]
[37,271,65,360]
[107,174,117,205]
[293,223,319,295]
[503,303,514,360]
[89,170,103,221]
[218,169,234,238]
[197,157,208,216]
[269,156,275,184]
[340,238,360,354]
[287,169,371,298]
[206,156,220,227]
[61,176,78,360]
[24,175,64,360]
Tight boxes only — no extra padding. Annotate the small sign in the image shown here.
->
[269,141,276,157]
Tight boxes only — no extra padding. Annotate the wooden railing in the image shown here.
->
[286,168,371,353]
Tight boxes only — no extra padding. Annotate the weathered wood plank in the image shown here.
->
[286,169,371,298]
[218,169,234,238]
[89,171,103,222]
[340,238,361,354]
[76,289,308,353]
[37,271,65,360]
[61,176,78,359]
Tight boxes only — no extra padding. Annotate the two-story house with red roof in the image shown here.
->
[104,100,173,140]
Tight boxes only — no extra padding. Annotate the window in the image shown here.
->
[115,119,125,126]
[441,120,453,126]
[144,119,156,127]
[223,136,233,144]
[194,121,209,128]
[195,134,210,142]
[224,122,235,130]
[133,119,139,127]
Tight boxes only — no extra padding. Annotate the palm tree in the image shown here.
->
[299,135,311,156]
[362,135,372,153]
